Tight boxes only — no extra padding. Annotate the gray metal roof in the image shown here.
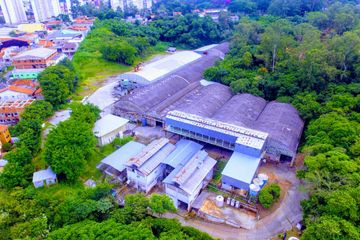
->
[113,42,230,116]
[213,94,267,127]
[138,143,176,175]
[114,75,190,115]
[162,139,203,168]
[176,83,232,117]
[253,101,304,156]
[163,150,216,195]
[222,151,261,184]
[32,168,56,183]
[126,138,169,168]
[98,141,145,172]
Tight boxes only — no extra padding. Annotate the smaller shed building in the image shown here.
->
[221,152,261,191]
[32,168,57,188]
[93,114,129,146]
[97,141,145,181]
[0,159,8,173]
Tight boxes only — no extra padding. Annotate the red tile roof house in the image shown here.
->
[0,84,42,102]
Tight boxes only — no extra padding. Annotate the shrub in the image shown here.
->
[259,183,281,208]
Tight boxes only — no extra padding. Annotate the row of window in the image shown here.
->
[0,112,18,117]
[171,126,235,148]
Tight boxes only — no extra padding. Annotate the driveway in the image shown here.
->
[165,164,307,240]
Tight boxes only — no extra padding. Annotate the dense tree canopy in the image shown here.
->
[44,104,99,182]
[203,2,360,238]
[38,60,78,108]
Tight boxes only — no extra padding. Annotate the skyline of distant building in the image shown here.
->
[30,0,61,22]
[110,0,152,11]
[0,0,28,24]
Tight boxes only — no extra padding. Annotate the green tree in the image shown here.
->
[149,194,177,216]
[101,40,137,65]
[38,63,78,108]
[302,216,360,240]
[44,119,96,182]
[124,193,150,222]
[20,100,54,122]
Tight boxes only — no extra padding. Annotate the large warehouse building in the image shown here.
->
[112,42,304,193]
[116,43,228,89]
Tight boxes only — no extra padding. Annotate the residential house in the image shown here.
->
[93,114,129,146]
[61,42,78,57]
[32,168,57,188]
[0,99,34,124]
[12,48,64,69]
[0,85,41,101]
[97,141,145,182]
[126,138,176,193]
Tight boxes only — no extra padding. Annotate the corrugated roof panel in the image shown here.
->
[139,143,176,175]
[173,150,208,185]
[162,139,203,168]
[127,138,169,168]
[100,141,145,172]
[222,151,261,185]
[180,156,216,194]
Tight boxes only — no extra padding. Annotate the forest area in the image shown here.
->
[0,0,359,239]
[205,2,360,239]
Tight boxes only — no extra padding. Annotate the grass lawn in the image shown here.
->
[34,182,84,200]
[81,144,117,182]
[81,136,134,182]
[72,41,169,100]
[72,51,132,99]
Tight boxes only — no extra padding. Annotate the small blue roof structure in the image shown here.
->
[162,139,203,168]
[222,151,261,190]
[0,159,8,167]
[32,168,57,183]
[98,141,145,172]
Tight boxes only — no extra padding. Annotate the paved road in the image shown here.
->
[165,165,307,240]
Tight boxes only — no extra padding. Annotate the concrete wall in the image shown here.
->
[222,175,251,191]
[127,164,165,193]
[98,125,126,146]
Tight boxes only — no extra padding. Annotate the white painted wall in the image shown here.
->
[127,164,165,193]
[0,90,30,101]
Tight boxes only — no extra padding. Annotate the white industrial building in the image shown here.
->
[93,114,129,146]
[125,138,176,193]
[163,148,216,211]
[118,51,202,88]
[0,0,27,24]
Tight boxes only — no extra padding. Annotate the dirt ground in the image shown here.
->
[256,164,293,219]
